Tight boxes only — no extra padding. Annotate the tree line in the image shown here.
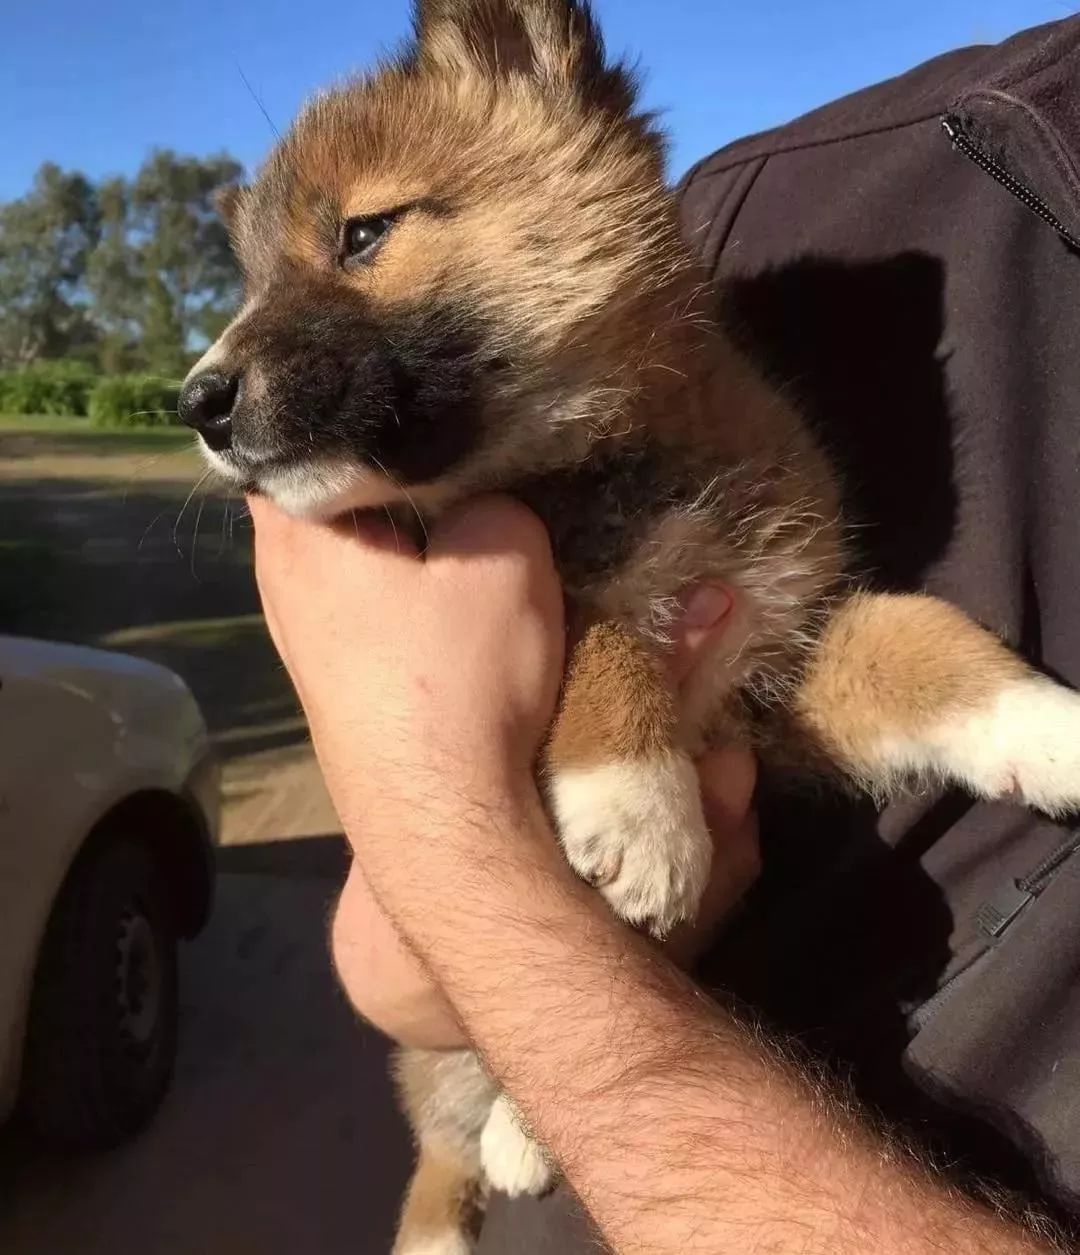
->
[0,151,242,380]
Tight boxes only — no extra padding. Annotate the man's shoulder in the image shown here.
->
[678,16,1080,185]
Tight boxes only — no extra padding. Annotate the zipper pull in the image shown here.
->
[975,882,1034,939]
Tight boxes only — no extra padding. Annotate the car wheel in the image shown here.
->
[20,834,179,1150]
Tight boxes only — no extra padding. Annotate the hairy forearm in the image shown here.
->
[368,793,1059,1255]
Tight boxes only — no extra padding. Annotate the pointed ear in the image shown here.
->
[411,0,637,116]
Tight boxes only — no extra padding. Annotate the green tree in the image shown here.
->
[129,150,242,377]
[1,151,242,376]
[84,176,140,373]
[0,163,100,367]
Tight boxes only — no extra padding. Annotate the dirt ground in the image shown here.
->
[0,423,412,1252]
[0,422,337,844]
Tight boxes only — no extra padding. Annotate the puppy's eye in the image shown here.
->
[341,215,394,265]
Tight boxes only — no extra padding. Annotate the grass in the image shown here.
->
[0,413,200,464]
[0,414,186,439]
[0,414,94,433]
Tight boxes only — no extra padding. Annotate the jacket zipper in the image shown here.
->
[974,828,1080,939]
[912,827,1080,1029]
[1018,830,1080,894]
[942,115,1080,252]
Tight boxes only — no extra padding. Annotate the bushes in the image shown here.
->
[87,375,181,427]
[0,362,181,427]
[0,361,96,416]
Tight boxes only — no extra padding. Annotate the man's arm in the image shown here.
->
[332,732,758,1049]
[251,495,1063,1255]
[377,786,1056,1255]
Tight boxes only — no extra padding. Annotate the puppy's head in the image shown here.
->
[180,0,686,518]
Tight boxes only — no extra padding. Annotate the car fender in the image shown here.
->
[0,642,216,1120]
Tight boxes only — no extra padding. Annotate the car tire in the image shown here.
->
[20,833,179,1150]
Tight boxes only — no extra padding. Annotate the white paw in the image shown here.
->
[883,677,1080,815]
[480,1095,554,1198]
[549,753,712,936]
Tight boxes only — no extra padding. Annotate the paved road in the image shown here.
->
[0,868,413,1255]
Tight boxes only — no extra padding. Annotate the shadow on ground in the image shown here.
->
[0,845,412,1255]
[218,833,351,878]
[0,472,301,764]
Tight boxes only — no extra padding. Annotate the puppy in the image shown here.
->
[179,3,1080,1249]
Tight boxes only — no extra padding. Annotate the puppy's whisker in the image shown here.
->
[236,62,281,141]
[382,505,402,552]
[189,489,209,581]
[172,469,213,557]
[137,507,173,553]
[122,444,200,502]
[218,496,232,557]
[370,454,428,551]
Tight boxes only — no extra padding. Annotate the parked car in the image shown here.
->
[0,635,219,1148]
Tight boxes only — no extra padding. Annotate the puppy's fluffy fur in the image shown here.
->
[186,3,1080,1248]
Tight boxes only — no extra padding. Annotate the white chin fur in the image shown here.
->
[199,445,401,520]
[258,459,401,519]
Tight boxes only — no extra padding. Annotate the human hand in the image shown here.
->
[663,744,758,968]
[252,495,565,841]
[250,496,759,1045]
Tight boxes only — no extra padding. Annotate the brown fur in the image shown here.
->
[794,593,1031,784]
[547,622,676,768]
[393,1049,496,1250]
[393,1150,481,1255]
[229,56,676,360]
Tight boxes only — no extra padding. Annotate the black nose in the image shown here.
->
[177,370,239,451]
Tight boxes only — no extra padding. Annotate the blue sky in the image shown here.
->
[1,0,1073,200]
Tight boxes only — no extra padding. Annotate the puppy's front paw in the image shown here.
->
[550,752,711,936]
[480,1095,554,1198]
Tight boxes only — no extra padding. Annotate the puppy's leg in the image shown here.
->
[394,1147,477,1255]
[393,1048,497,1255]
[480,623,710,1197]
[795,592,1080,812]
[479,1092,554,1198]
[545,621,713,937]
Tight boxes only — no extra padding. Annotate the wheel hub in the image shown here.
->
[115,907,161,1048]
